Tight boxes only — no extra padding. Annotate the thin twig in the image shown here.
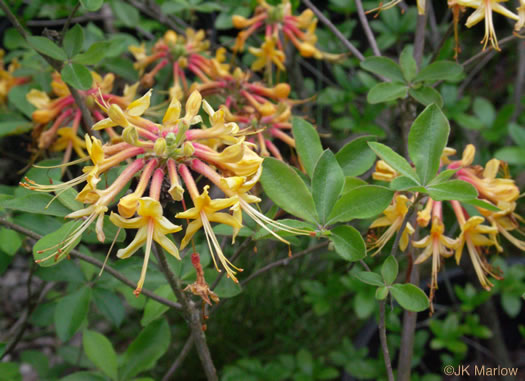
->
[27,13,109,27]
[302,0,365,61]
[240,242,328,285]
[354,0,381,56]
[0,0,97,137]
[0,218,183,310]
[58,1,82,45]
[379,301,395,381]
[153,244,218,381]
[127,0,186,34]
[413,1,428,67]
[461,35,516,67]
[162,336,195,381]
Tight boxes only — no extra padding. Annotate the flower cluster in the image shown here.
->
[0,49,30,105]
[369,145,523,310]
[21,88,308,299]
[232,0,342,76]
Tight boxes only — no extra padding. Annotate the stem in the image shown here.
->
[0,0,98,138]
[153,244,218,381]
[413,0,428,67]
[302,0,365,61]
[58,1,81,45]
[379,300,395,381]
[162,336,194,381]
[0,218,182,310]
[355,0,381,56]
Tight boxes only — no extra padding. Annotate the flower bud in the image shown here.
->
[183,141,195,157]
[154,138,167,157]
[122,125,139,145]
[232,15,250,28]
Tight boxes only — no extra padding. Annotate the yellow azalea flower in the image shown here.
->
[50,127,87,158]
[479,200,525,251]
[368,0,426,14]
[456,0,519,50]
[417,198,433,227]
[175,185,242,282]
[372,160,399,182]
[93,89,154,130]
[118,159,158,218]
[368,195,415,255]
[452,200,500,290]
[110,197,181,295]
[248,38,286,72]
[413,217,458,312]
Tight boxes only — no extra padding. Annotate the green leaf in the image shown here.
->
[292,117,323,178]
[260,158,317,223]
[330,225,366,262]
[83,331,117,380]
[342,177,368,195]
[0,193,71,216]
[389,176,426,192]
[80,0,104,11]
[64,24,84,58]
[73,41,111,65]
[399,46,417,82]
[55,286,92,341]
[110,0,140,27]
[495,146,525,165]
[313,150,345,224]
[408,104,450,185]
[141,285,176,326]
[0,363,21,381]
[121,319,171,380]
[414,61,463,82]
[92,288,125,327]
[367,82,408,104]
[27,36,67,60]
[354,271,384,286]
[426,180,478,201]
[61,371,106,381]
[462,199,500,212]
[0,120,33,138]
[409,86,444,108]
[61,63,93,90]
[391,283,429,312]
[0,228,22,256]
[368,142,420,184]
[381,256,398,285]
[327,185,394,224]
[360,56,405,82]
[376,286,389,300]
[428,169,457,185]
[33,221,81,266]
[336,135,377,177]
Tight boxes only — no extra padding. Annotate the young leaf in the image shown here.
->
[399,46,417,82]
[260,157,317,223]
[428,169,457,185]
[61,63,93,90]
[83,330,118,381]
[27,36,67,61]
[327,185,394,224]
[408,104,450,185]
[391,283,429,312]
[376,286,389,300]
[360,56,405,83]
[330,225,366,262]
[92,288,125,328]
[354,271,384,286]
[409,86,444,108]
[63,24,84,58]
[313,150,345,224]
[54,286,92,341]
[73,41,111,65]
[121,319,171,380]
[381,256,398,285]
[292,117,323,178]
[367,82,408,104]
[389,176,426,192]
[426,180,478,201]
[368,142,420,184]
[414,61,463,82]
[336,135,377,177]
